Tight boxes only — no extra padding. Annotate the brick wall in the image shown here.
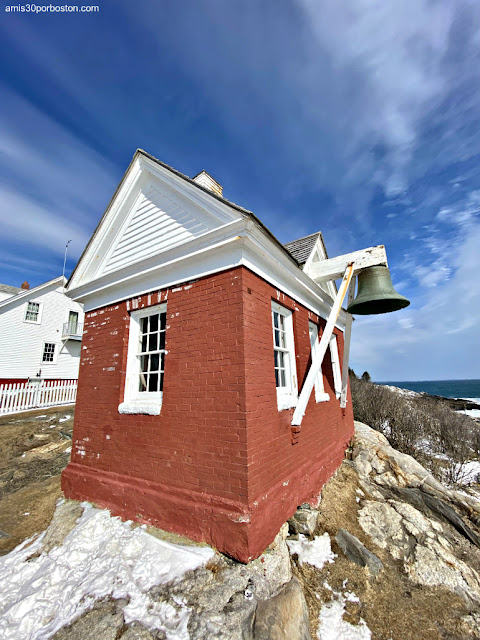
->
[241,269,354,556]
[62,265,354,562]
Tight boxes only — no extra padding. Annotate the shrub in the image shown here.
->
[350,375,480,486]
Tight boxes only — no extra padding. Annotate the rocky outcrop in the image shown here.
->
[288,504,319,537]
[335,528,383,577]
[353,420,480,605]
[253,577,311,640]
[150,524,292,639]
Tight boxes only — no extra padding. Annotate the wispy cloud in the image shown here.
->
[0,88,119,282]
[1,1,479,379]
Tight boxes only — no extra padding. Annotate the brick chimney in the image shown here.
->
[21,281,30,290]
[192,171,223,197]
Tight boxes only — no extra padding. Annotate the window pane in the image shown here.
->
[140,354,149,373]
[273,312,279,329]
[275,369,279,387]
[42,343,55,362]
[148,373,159,392]
[160,352,165,371]
[26,302,39,321]
[150,353,159,372]
[148,333,158,352]
[139,372,147,391]
[149,314,159,332]
[274,351,279,368]
[134,308,166,395]
[274,330,280,347]
[280,369,286,387]
[278,351,285,369]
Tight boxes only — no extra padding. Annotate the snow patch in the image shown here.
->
[317,592,371,640]
[287,533,336,569]
[455,460,480,485]
[0,504,214,640]
[460,409,480,418]
[118,401,161,416]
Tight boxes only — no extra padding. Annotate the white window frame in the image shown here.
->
[24,301,42,324]
[329,335,342,399]
[271,301,298,411]
[308,321,330,403]
[41,342,58,365]
[119,303,167,416]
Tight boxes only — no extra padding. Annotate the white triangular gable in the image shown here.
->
[102,185,218,276]
[303,237,337,300]
[69,152,243,290]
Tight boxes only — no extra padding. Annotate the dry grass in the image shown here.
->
[293,463,475,640]
[0,406,74,555]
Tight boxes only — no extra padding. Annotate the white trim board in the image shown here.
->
[67,219,348,330]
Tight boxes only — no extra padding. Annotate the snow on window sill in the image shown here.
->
[315,392,331,403]
[277,391,298,411]
[118,401,162,416]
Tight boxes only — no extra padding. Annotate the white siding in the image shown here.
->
[103,186,218,275]
[0,284,84,380]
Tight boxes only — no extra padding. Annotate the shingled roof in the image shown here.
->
[0,284,22,297]
[284,232,322,266]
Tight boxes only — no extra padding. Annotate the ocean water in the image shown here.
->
[380,379,480,402]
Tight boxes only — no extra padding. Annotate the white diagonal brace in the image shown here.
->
[340,277,356,408]
[291,263,355,426]
[308,245,387,283]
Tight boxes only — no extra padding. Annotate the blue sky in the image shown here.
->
[1,0,479,381]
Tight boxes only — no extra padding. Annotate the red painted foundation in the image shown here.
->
[62,266,354,562]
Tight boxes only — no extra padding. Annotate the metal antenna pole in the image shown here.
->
[62,240,72,291]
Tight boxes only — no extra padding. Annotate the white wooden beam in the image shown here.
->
[308,245,387,283]
[291,263,355,427]
[340,277,356,408]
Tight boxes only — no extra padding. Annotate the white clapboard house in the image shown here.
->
[0,276,84,385]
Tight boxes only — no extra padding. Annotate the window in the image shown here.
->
[68,311,79,333]
[25,302,41,323]
[42,342,56,364]
[329,335,342,399]
[272,301,298,410]
[308,321,330,403]
[119,303,167,415]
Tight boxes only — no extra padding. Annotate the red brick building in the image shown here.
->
[62,150,354,562]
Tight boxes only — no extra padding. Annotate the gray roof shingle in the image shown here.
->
[284,232,321,265]
[0,284,22,296]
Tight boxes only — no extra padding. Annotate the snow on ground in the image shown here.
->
[287,533,336,569]
[317,591,371,640]
[460,409,480,419]
[379,385,419,398]
[455,460,480,485]
[0,503,214,640]
[58,415,71,423]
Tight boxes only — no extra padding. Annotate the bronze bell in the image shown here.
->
[347,266,410,315]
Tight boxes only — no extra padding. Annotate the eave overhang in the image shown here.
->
[66,217,347,330]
